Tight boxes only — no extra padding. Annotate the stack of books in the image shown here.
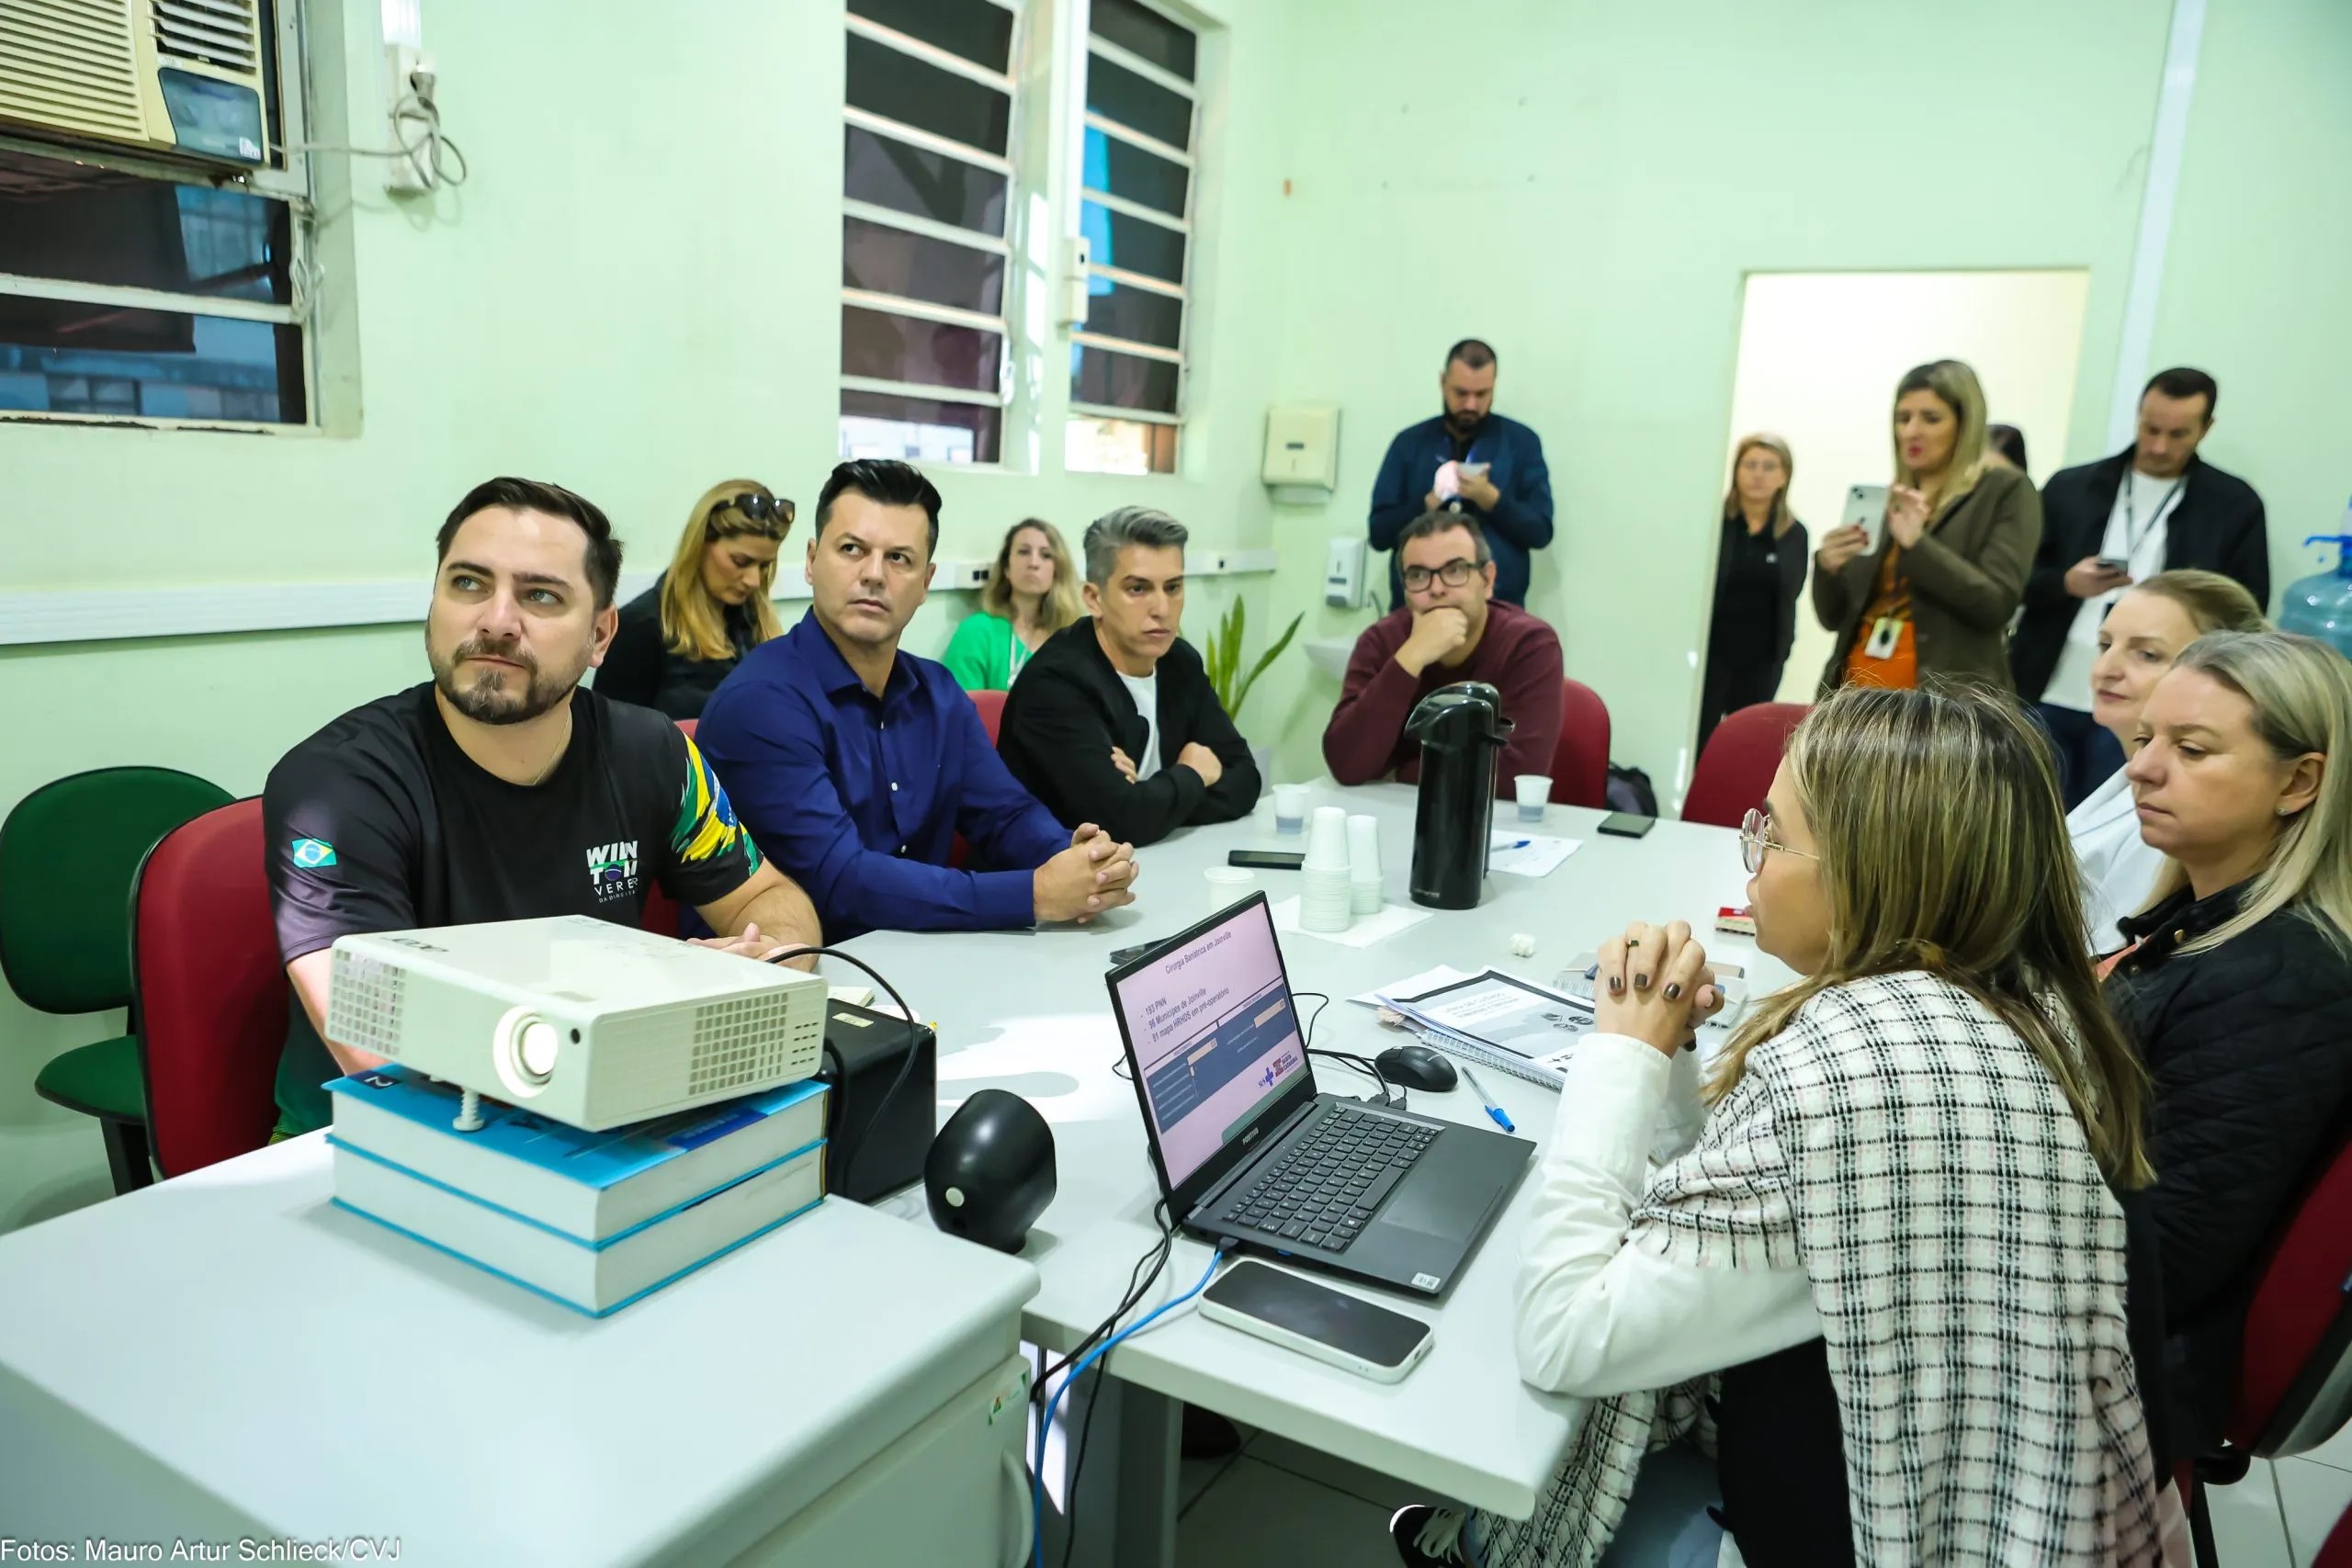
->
[325,1066,829,1316]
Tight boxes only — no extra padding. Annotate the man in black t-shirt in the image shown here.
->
[264,478,821,1136]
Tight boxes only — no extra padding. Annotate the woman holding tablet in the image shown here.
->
[1810,360,2041,694]
[1392,685,2168,1567]
[1698,434,1807,754]
[2070,570,2266,950]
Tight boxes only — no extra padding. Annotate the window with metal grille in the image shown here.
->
[1068,0,1195,477]
[0,0,312,428]
[838,0,1023,467]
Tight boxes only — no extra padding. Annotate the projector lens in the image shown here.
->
[518,1021,560,1080]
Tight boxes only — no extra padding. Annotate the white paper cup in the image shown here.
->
[1306,806,1351,871]
[1204,864,1256,911]
[1346,814,1381,879]
[1514,773,1552,825]
[1273,784,1310,835]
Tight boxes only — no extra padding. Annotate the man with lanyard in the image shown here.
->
[1366,338,1555,609]
[2011,367,2271,806]
[264,478,822,1139]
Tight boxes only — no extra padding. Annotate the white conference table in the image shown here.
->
[842,782,1792,1566]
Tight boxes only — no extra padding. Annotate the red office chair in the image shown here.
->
[1683,704,1810,829]
[129,799,287,1177]
[2186,1129,2352,1565]
[2316,1504,2352,1568]
[969,688,1006,748]
[1548,680,1610,808]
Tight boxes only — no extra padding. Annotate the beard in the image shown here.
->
[1442,406,1483,436]
[427,632,582,725]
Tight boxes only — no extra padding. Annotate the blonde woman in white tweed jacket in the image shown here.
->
[1394,686,2180,1568]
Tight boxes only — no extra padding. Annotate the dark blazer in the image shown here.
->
[1367,413,1555,608]
[998,621,1261,847]
[2010,449,2270,701]
[1812,464,2041,694]
[2105,882,2352,1453]
[1711,514,1811,671]
[597,577,759,721]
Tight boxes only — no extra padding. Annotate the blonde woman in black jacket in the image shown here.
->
[2104,630,2352,1456]
[1699,434,1808,754]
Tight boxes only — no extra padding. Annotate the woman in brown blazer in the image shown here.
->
[1812,359,2042,694]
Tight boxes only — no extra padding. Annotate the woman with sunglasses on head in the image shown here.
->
[1394,686,2170,1568]
[2067,570,2266,950]
[598,481,794,720]
[943,518,1084,693]
[2102,630,2352,1461]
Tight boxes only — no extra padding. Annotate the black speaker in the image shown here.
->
[817,1003,936,1202]
[925,1089,1056,1253]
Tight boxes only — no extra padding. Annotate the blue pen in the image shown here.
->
[1459,1065,1515,1134]
[1495,839,1532,851]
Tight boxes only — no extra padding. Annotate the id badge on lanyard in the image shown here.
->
[1864,616,1902,659]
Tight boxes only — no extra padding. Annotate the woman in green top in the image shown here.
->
[944,518,1084,691]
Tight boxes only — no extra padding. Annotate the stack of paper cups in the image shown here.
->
[1301,807,1353,931]
[1346,814,1382,915]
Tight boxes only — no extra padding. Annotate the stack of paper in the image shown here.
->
[1372,968,1597,1089]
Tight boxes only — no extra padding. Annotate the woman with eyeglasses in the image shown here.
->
[943,518,1084,693]
[2100,630,2352,1461]
[1393,686,2169,1568]
[2067,570,2266,950]
[598,481,794,720]
[1813,360,2041,694]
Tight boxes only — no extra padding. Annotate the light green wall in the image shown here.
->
[1246,0,2175,793]
[2147,0,2352,598]
[6,0,2348,1225]
[0,0,1289,1224]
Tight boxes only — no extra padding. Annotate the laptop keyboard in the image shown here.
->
[1209,1107,1438,1253]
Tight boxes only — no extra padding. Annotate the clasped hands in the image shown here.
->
[1591,919,1725,1057]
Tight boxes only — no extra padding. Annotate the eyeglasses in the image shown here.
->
[1400,558,1480,592]
[712,491,796,534]
[1739,807,1816,874]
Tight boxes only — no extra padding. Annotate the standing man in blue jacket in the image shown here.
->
[1367,338,1555,608]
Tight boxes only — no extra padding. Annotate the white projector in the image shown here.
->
[325,915,829,1131]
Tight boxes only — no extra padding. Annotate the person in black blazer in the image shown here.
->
[998,507,1261,847]
[2011,368,2269,806]
[1699,433,1808,754]
[2101,630,2352,1459]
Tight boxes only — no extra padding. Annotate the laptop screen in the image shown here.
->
[1111,897,1308,1191]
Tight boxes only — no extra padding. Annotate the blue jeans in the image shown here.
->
[2035,702,2124,810]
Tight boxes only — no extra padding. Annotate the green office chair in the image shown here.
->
[0,766,236,1194]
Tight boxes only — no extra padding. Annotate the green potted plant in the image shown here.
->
[1204,597,1301,785]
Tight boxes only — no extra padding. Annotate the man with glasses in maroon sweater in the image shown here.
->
[1322,512,1564,794]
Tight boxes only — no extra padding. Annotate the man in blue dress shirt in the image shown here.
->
[698,459,1141,940]
[1367,338,1555,609]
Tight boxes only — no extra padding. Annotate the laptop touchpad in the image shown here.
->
[1378,1174,1465,1238]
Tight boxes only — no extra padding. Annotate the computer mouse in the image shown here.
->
[1376,1043,1458,1094]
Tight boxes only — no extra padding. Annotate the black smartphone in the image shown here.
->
[1597,813,1656,839]
[1228,850,1305,870]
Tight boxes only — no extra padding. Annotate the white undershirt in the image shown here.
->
[2043,468,2186,711]
[1116,669,1161,780]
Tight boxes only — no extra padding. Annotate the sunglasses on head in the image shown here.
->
[712,491,795,532]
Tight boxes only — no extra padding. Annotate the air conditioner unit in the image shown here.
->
[0,0,270,166]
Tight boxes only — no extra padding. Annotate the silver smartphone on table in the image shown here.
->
[1841,483,1891,554]
[1200,1259,1435,1383]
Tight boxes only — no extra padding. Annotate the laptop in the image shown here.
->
[1106,893,1533,1298]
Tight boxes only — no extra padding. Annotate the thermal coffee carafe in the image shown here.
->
[1406,682,1514,908]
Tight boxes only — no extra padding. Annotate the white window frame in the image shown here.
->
[837,0,1027,467]
[0,0,319,434]
[1066,7,1196,441]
